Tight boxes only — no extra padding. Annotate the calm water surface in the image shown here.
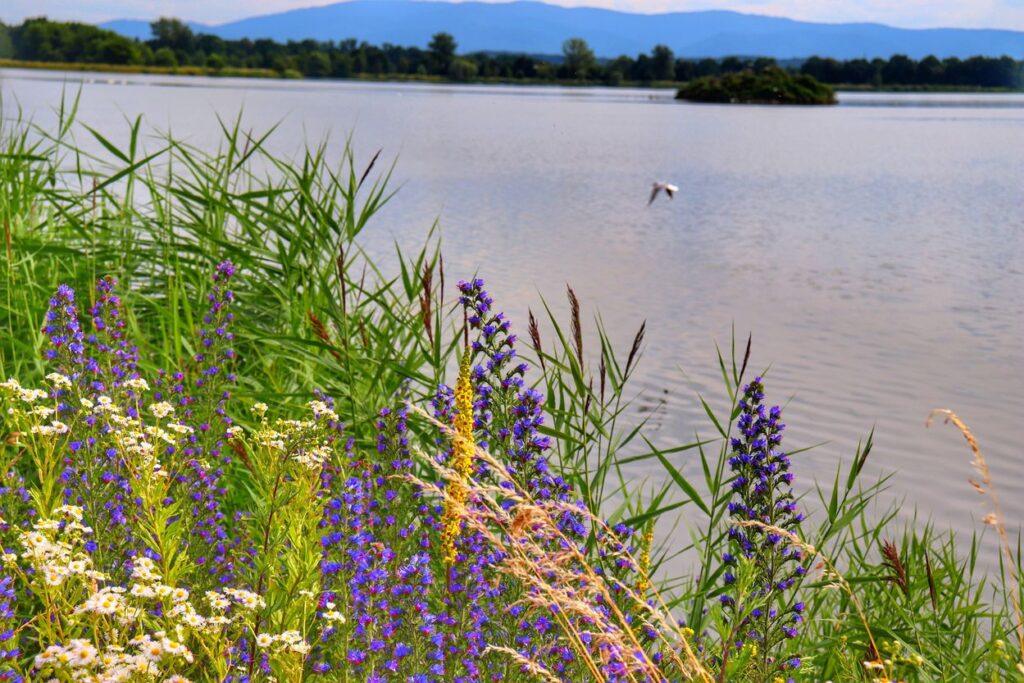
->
[3,70,1022,560]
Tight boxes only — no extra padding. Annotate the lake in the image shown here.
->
[3,69,1022,559]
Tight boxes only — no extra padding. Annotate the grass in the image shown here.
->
[0,94,1020,681]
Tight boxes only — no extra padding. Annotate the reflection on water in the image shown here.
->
[3,68,1022,567]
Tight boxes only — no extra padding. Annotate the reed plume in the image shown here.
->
[527,307,545,372]
[567,284,583,365]
[420,262,434,346]
[625,320,646,377]
[307,309,344,361]
[927,409,1024,662]
[881,539,908,597]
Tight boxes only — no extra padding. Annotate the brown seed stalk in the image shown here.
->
[308,310,344,361]
[625,320,646,377]
[420,263,434,346]
[925,552,938,612]
[738,332,752,384]
[881,539,908,596]
[357,148,382,191]
[527,308,545,372]
[567,284,583,365]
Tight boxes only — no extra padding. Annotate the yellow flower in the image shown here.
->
[441,353,475,566]
[635,523,655,593]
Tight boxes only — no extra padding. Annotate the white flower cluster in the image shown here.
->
[18,506,101,587]
[30,420,70,437]
[321,605,346,623]
[45,372,73,389]
[254,629,312,655]
[2,377,51,404]
[245,401,340,470]
[149,402,175,419]
[124,377,151,392]
[0,380,192,479]
[120,558,265,635]
[34,632,196,682]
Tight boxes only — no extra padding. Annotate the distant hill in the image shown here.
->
[101,0,1024,60]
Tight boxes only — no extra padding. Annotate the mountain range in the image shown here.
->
[100,0,1024,60]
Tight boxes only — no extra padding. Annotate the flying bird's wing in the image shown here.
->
[648,185,660,205]
[664,186,675,199]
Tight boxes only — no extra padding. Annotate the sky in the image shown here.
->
[3,0,1024,30]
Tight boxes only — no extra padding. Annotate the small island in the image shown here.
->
[676,66,838,105]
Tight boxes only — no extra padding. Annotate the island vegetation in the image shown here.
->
[0,97,1020,681]
[1,16,1023,90]
[676,66,837,105]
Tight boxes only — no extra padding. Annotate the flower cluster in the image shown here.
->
[720,377,806,679]
[0,267,833,683]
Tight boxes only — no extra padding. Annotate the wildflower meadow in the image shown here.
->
[0,100,1020,682]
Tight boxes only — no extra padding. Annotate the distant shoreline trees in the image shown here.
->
[800,54,1022,89]
[1,17,1022,89]
[676,66,837,105]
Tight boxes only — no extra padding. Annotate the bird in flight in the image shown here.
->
[648,181,678,205]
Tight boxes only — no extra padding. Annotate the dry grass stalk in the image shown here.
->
[410,469,609,681]
[410,405,713,682]
[484,646,563,683]
[927,409,1024,661]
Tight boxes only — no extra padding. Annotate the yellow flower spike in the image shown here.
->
[636,523,655,594]
[441,352,475,566]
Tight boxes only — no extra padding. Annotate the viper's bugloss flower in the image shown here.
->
[43,284,91,394]
[87,276,139,397]
[721,377,806,678]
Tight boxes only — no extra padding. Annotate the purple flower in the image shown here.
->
[720,377,806,677]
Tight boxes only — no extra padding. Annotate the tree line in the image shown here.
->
[1,16,1022,88]
[801,54,1022,88]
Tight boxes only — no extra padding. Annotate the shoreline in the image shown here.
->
[2,59,1021,93]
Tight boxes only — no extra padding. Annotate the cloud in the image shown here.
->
[4,0,1024,30]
